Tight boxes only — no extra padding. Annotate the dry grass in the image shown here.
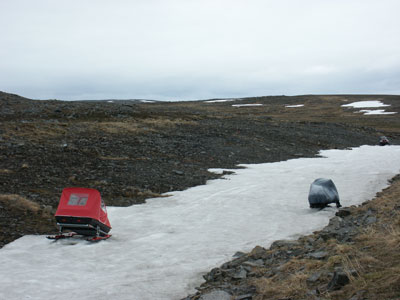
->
[1,117,198,142]
[121,189,170,199]
[279,258,324,273]
[329,182,400,299]
[254,274,309,300]
[332,243,353,254]
[0,194,56,239]
[99,155,131,161]
[141,118,197,127]
[252,258,327,299]
[0,194,41,213]
[88,118,197,134]
[92,121,148,134]
[1,122,67,141]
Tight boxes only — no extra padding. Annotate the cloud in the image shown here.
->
[1,0,400,100]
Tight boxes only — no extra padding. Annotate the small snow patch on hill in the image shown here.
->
[342,101,396,115]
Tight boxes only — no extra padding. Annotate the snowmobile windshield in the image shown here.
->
[67,193,89,206]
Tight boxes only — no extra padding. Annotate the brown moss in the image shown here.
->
[254,273,309,300]
[0,194,41,213]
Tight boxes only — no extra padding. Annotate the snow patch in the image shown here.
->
[360,109,398,115]
[341,101,396,115]
[205,99,237,103]
[341,100,390,108]
[285,104,304,108]
[232,104,263,107]
[209,168,228,175]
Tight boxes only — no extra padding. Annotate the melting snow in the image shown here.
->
[342,101,396,115]
[285,104,304,108]
[0,146,400,300]
[232,104,263,107]
[205,99,237,103]
[359,109,397,115]
[341,100,390,108]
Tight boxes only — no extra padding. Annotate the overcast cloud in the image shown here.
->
[1,0,400,100]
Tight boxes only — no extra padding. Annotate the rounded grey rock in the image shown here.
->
[199,290,232,300]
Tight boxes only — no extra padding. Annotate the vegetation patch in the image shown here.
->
[0,194,41,213]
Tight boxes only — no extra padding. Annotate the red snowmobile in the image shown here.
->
[47,187,112,242]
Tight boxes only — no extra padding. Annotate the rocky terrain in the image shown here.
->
[1,91,399,299]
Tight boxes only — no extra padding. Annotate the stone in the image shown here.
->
[336,208,351,217]
[235,294,253,300]
[306,237,316,245]
[364,216,377,225]
[307,251,329,259]
[220,262,231,270]
[232,266,247,279]
[199,290,231,300]
[229,256,250,268]
[232,251,246,258]
[270,240,300,249]
[249,246,268,259]
[327,271,350,290]
[203,268,223,281]
[243,259,264,267]
[307,272,322,283]
[347,289,367,300]
[320,232,338,242]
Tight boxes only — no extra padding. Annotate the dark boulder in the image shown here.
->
[327,270,350,290]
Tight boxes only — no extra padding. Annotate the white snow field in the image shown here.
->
[341,100,390,108]
[1,146,400,300]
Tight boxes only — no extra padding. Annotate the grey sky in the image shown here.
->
[1,0,400,100]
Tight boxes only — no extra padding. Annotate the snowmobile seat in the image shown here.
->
[308,178,341,208]
[379,136,390,146]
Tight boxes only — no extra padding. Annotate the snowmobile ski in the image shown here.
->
[47,232,78,240]
[86,234,112,242]
[47,232,111,242]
